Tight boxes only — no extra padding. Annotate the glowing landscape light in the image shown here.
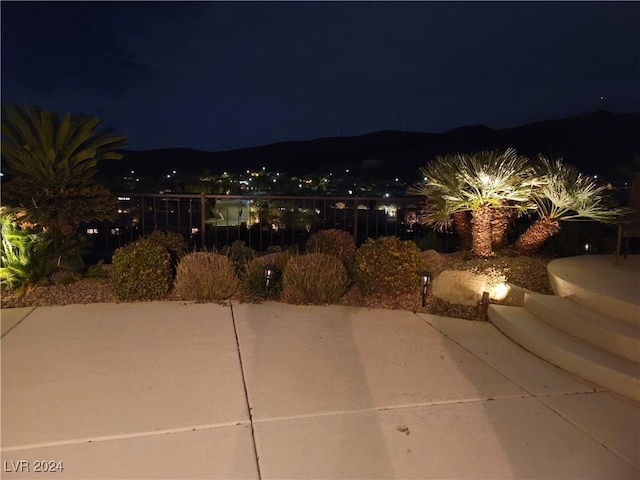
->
[490,282,510,301]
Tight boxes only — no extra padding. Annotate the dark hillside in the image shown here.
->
[100,111,640,184]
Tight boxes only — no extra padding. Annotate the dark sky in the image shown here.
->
[2,1,639,152]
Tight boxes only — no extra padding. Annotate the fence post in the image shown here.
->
[353,196,359,242]
[200,192,206,250]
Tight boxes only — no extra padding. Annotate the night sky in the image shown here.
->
[2,1,639,152]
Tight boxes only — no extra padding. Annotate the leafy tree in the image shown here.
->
[1,104,126,232]
[515,156,630,254]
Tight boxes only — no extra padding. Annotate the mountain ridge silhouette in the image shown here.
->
[104,110,640,183]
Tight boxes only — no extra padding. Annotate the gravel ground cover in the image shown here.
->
[0,249,556,322]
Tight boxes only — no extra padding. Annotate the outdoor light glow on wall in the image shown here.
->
[264,265,278,297]
[418,271,432,307]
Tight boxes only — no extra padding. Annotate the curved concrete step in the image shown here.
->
[547,255,640,327]
[488,304,640,403]
[524,293,640,364]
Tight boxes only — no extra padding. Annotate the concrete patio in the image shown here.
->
[1,296,638,479]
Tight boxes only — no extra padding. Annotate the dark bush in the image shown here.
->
[112,238,172,301]
[305,229,356,271]
[282,253,347,305]
[174,252,238,302]
[223,240,255,274]
[142,230,189,272]
[241,251,293,301]
[355,236,427,297]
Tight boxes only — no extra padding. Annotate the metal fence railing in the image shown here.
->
[83,193,458,259]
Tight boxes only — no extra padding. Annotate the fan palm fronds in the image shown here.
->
[515,156,632,254]
[409,148,538,257]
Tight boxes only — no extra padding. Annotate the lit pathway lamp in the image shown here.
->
[418,271,432,308]
[264,264,278,297]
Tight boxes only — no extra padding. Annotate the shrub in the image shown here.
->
[305,229,356,271]
[174,252,238,302]
[355,236,427,297]
[1,207,106,294]
[223,240,255,274]
[111,238,172,301]
[142,230,188,271]
[282,253,347,305]
[241,251,293,301]
[0,207,53,293]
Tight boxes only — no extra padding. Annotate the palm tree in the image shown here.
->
[515,156,630,254]
[408,154,473,249]
[491,202,517,249]
[409,148,537,258]
[1,104,126,232]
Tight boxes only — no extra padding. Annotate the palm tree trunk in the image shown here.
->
[472,205,493,258]
[452,211,472,251]
[515,217,561,254]
[491,208,513,249]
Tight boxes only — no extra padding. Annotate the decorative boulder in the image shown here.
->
[431,270,488,306]
[421,249,447,273]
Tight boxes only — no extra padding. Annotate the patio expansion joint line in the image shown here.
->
[229,302,263,480]
[252,394,531,425]
[0,421,252,453]
[414,312,540,397]
[413,314,640,471]
[415,314,606,399]
[536,393,640,472]
[1,306,36,339]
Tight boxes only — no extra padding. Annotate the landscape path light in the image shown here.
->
[481,291,491,319]
[263,264,278,297]
[418,271,432,308]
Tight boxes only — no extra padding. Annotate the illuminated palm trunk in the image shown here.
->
[452,211,472,251]
[491,207,513,249]
[471,205,493,258]
[515,217,561,254]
